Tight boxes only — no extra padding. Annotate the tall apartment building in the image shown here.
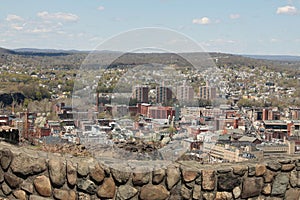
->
[199,82,216,100]
[156,86,172,104]
[132,85,149,103]
[177,83,194,102]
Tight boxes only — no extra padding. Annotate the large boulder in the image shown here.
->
[13,190,26,200]
[66,160,77,186]
[140,185,169,200]
[77,179,96,195]
[166,165,180,190]
[153,168,165,184]
[217,172,241,191]
[132,171,150,186]
[53,189,76,200]
[89,163,105,184]
[182,168,198,183]
[117,185,138,200]
[271,173,289,196]
[49,159,66,187]
[241,177,263,198]
[96,177,116,199]
[111,168,131,184]
[11,153,47,176]
[33,175,52,197]
[0,148,13,170]
[202,170,216,191]
[4,173,22,189]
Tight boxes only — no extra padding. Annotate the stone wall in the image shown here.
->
[1,142,300,200]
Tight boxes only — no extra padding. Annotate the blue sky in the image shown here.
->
[1,0,300,55]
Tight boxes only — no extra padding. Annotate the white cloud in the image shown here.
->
[210,39,236,44]
[6,14,24,22]
[192,17,211,25]
[37,11,79,22]
[30,28,52,33]
[11,24,24,31]
[97,6,105,11]
[276,5,297,15]
[270,38,280,43]
[229,14,240,19]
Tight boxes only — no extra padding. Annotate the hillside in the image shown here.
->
[0,47,299,75]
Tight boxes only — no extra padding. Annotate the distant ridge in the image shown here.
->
[1,46,300,64]
[0,47,15,54]
[243,54,300,62]
[14,48,90,54]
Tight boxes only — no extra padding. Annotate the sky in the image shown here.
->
[0,0,300,55]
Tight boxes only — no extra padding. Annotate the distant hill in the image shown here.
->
[0,47,299,74]
[244,55,300,62]
[14,48,89,54]
[0,47,15,54]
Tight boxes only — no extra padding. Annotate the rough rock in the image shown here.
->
[78,192,90,200]
[13,190,26,200]
[202,170,215,191]
[1,182,11,195]
[215,191,233,200]
[53,189,76,200]
[0,168,3,183]
[262,183,271,195]
[218,172,241,191]
[185,180,195,189]
[132,171,150,186]
[4,173,22,189]
[241,177,263,198]
[255,164,266,176]
[111,168,131,184]
[181,184,191,199]
[267,161,281,171]
[248,165,256,176]
[193,184,201,200]
[96,177,116,199]
[77,179,96,195]
[29,195,52,200]
[202,192,215,200]
[153,168,165,184]
[168,183,181,200]
[77,162,90,177]
[166,166,180,190]
[33,175,52,197]
[140,185,169,200]
[279,159,291,164]
[281,164,295,172]
[285,188,300,200]
[290,171,300,187]
[195,176,202,185]
[233,186,241,199]
[21,182,34,194]
[49,159,66,187]
[66,160,77,186]
[264,169,276,183]
[182,169,198,183]
[117,185,138,200]
[0,149,13,170]
[89,163,105,184]
[271,173,289,196]
[232,165,248,176]
[217,168,232,174]
[11,153,47,176]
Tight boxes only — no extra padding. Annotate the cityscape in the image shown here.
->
[1,1,300,199]
[0,50,299,165]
